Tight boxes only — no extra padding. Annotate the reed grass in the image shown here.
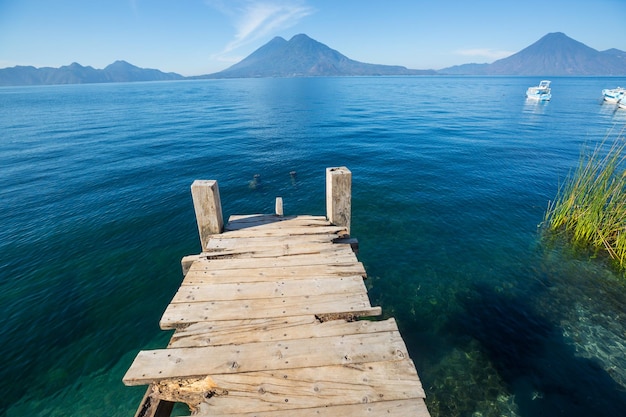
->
[544,127,626,270]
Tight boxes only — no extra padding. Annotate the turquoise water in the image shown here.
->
[1,77,626,416]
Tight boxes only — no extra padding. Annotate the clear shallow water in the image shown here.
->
[1,77,626,416]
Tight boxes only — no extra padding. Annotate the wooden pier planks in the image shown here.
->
[123,214,429,416]
[167,316,400,348]
[188,360,425,415]
[196,399,431,417]
[170,276,368,303]
[124,329,409,384]
[182,263,367,285]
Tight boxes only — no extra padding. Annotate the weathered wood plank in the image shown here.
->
[225,215,332,231]
[227,214,327,223]
[198,242,357,260]
[206,239,342,251]
[195,399,431,417]
[187,252,358,272]
[206,235,342,250]
[160,292,379,328]
[225,221,337,232]
[159,360,425,414]
[182,263,367,285]
[123,331,409,386]
[219,226,348,238]
[169,317,397,348]
[227,214,331,226]
[171,276,367,303]
[181,254,202,277]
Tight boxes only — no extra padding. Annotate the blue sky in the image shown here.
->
[1,0,624,76]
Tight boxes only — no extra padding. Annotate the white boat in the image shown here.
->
[526,80,551,101]
[602,87,626,104]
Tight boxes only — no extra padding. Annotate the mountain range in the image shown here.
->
[1,32,624,85]
[0,60,183,86]
[441,32,626,76]
[197,34,436,78]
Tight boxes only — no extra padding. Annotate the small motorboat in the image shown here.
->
[526,80,552,101]
[602,87,626,104]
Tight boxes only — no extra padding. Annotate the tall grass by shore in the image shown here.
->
[544,127,626,271]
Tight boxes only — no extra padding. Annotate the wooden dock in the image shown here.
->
[123,167,430,417]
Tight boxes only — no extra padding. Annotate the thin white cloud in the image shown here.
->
[208,0,314,58]
[455,48,513,62]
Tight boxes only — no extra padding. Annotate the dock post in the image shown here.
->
[326,166,352,234]
[191,180,223,252]
[275,197,284,216]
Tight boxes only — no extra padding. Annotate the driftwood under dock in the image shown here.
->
[123,167,430,416]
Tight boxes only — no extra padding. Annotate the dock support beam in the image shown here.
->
[191,180,223,252]
[326,166,352,235]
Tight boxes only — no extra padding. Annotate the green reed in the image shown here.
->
[544,127,626,270]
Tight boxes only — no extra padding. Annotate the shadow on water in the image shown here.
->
[452,282,626,417]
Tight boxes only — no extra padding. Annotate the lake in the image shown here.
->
[1,76,626,416]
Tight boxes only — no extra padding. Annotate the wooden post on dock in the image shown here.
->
[191,180,223,252]
[275,197,284,216]
[326,166,352,235]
